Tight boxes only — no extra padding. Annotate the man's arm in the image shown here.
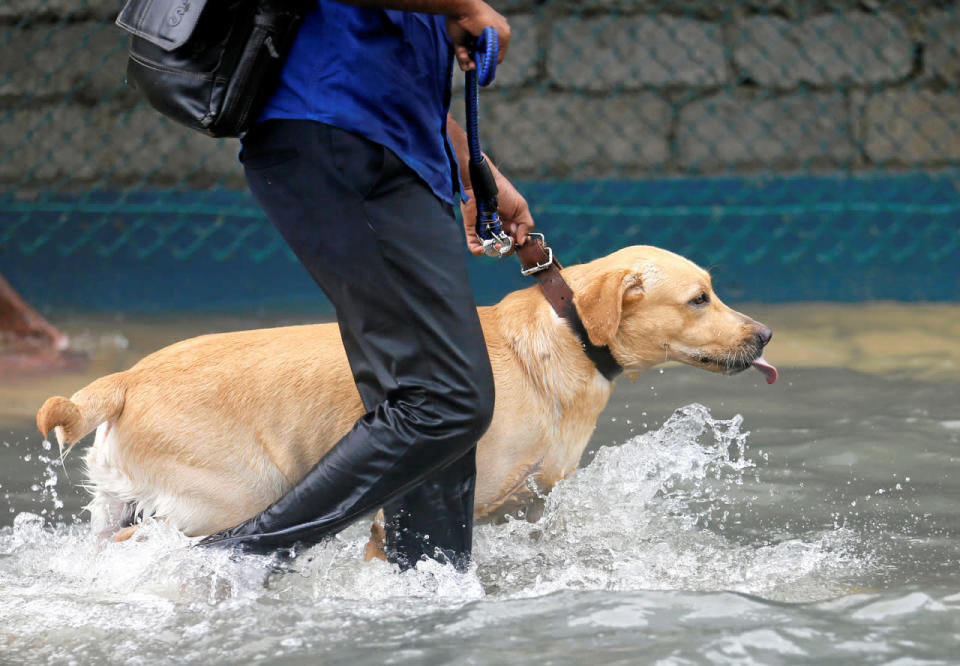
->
[447,115,534,256]
[338,0,511,70]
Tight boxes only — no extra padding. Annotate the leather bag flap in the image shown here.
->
[115,0,211,51]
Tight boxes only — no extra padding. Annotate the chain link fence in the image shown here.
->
[2,0,959,309]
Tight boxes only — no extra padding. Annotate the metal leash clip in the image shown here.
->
[479,219,514,257]
[477,211,513,257]
[519,232,553,275]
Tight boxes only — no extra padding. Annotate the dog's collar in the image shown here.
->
[516,237,624,382]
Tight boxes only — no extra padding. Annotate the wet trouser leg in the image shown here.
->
[198,120,494,570]
[338,314,479,570]
[382,447,477,569]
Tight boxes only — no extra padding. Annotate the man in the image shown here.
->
[199,0,535,571]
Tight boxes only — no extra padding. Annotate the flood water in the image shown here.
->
[2,303,959,664]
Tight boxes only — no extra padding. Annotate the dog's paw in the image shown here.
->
[363,512,387,562]
[112,525,140,542]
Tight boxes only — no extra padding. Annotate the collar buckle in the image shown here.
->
[519,233,554,276]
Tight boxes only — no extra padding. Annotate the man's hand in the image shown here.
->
[460,167,534,257]
[446,115,533,255]
[445,0,511,71]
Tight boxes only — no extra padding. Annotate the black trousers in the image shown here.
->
[199,120,494,570]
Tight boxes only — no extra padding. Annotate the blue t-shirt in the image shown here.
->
[259,2,460,204]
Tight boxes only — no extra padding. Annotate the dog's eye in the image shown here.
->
[689,292,709,307]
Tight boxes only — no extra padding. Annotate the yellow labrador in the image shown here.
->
[36,246,775,551]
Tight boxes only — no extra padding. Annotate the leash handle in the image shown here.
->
[474,25,498,87]
[465,27,512,258]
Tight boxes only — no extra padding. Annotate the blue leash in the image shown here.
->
[463,30,623,381]
[465,26,513,257]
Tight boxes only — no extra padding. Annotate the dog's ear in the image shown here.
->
[574,270,643,347]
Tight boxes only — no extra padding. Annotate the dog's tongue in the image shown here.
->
[752,356,778,384]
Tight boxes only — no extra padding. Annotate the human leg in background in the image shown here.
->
[0,273,67,354]
[0,273,83,377]
[198,120,493,570]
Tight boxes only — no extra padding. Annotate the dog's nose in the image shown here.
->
[754,323,772,347]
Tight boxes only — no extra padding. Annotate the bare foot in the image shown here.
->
[0,273,68,353]
[0,273,84,377]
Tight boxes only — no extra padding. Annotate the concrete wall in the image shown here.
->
[3,0,959,189]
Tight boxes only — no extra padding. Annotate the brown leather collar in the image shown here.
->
[515,235,623,382]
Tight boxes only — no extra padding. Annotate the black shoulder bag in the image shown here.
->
[115,0,313,138]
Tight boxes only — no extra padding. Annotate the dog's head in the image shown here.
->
[570,246,777,383]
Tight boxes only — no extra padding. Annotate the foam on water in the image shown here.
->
[0,404,874,663]
[472,403,864,601]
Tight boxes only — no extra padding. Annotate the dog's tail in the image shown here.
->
[36,372,126,454]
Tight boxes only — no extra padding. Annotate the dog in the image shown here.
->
[36,245,776,556]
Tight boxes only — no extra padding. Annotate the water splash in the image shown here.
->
[23,446,67,522]
[0,402,888,664]
[2,404,866,616]
[473,403,863,601]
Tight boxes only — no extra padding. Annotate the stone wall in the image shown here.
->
[3,0,960,189]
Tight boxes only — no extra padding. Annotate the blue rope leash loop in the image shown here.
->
[475,25,498,87]
[465,26,512,258]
